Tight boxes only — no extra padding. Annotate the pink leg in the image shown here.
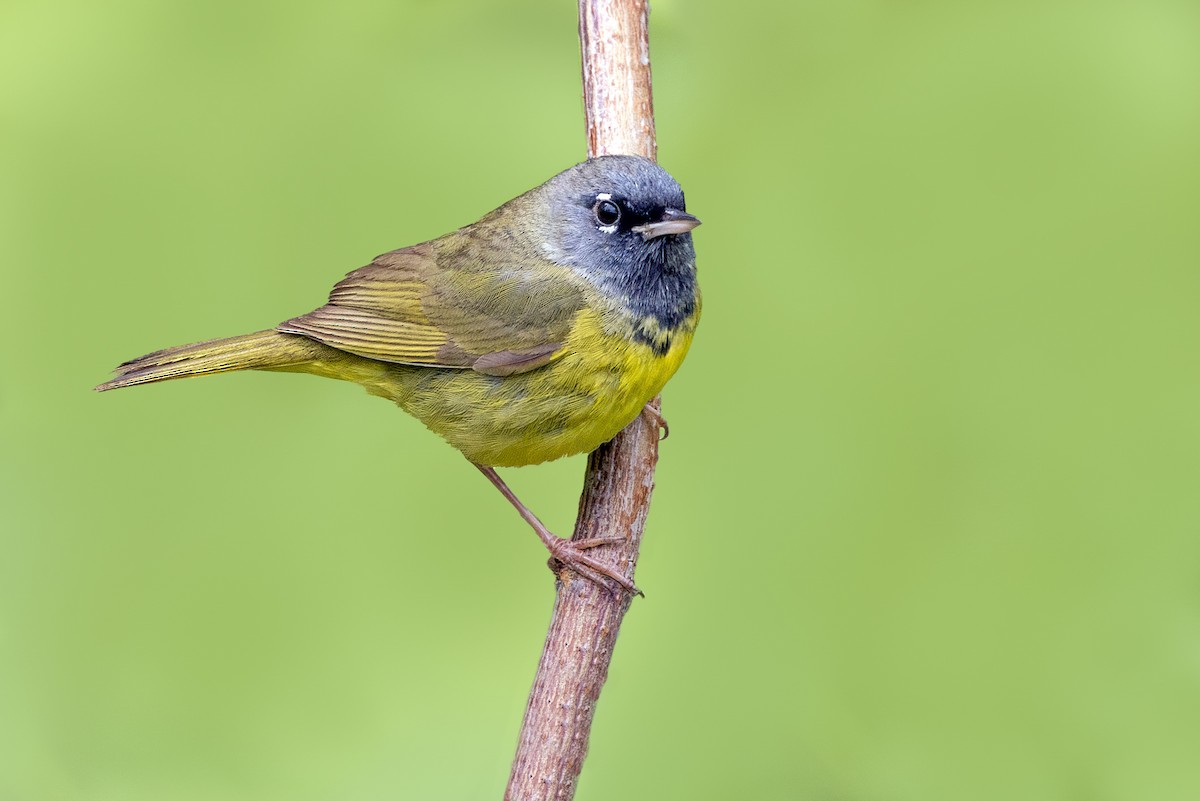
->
[473,463,640,595]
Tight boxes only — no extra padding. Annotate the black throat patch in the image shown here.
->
[605,235,698,356]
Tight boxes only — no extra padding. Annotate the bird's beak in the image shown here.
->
[632,208,702,240]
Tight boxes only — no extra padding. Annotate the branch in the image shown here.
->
[504,1,658,799]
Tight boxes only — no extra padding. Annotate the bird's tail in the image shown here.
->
[95,329,322,392]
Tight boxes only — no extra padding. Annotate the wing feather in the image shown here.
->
[277,241,584,373]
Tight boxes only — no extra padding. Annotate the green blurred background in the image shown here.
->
[3,0,1199,798]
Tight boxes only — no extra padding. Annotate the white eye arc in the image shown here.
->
[593,194,621,230]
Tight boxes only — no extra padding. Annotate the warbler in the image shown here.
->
[96,155,701,592]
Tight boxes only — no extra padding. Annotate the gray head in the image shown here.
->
[534,156,700,333]
[538,155,699,268]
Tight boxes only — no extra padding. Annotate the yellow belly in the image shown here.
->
[318,306,696,467]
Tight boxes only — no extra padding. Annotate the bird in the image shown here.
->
[96,155,701,593]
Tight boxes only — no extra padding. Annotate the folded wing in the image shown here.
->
[278,243,585,376]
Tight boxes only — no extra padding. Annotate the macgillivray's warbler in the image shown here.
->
[96,155,701,593]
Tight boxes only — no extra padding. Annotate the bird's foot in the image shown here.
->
[546,536,642,596]
[572,535,626,550]
[641,402,669,440]
[473,463,641,597]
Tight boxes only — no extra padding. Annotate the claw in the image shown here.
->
[641,403,669,440]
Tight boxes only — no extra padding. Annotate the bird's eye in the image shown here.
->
[593,199,621,227]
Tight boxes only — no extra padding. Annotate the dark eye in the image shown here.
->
[593,199,621,227]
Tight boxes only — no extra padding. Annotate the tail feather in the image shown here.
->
[95,330,320,391]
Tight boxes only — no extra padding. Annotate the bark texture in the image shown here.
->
[504,1,659,799]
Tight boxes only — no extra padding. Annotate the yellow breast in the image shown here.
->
[349,303,697,467]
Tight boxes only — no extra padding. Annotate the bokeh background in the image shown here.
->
[3,0,1199,799]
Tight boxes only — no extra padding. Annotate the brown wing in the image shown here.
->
[277,240,585,375]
